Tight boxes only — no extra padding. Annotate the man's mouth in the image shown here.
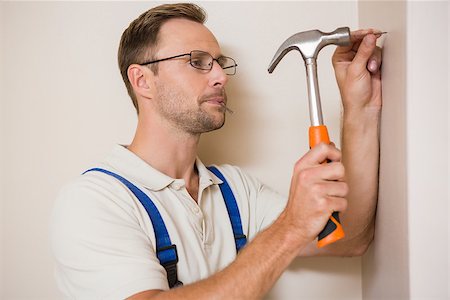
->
[201,92,233,114]
[204,96,225,106]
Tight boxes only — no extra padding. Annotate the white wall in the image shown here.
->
[0,1,4,297]
[358,2,410,298]
[406,2,448,298]
[0,2,361,299]
[360,1,449,299]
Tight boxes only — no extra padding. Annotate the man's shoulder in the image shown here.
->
[55,167,137,215]
[61,167,128,193]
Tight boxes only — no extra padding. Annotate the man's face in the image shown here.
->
[148,18,229,135]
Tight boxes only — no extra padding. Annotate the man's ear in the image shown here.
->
[127,64,154,99]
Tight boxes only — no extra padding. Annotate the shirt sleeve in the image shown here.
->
[50,174,169,299]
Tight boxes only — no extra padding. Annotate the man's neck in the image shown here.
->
[127,115,201,201]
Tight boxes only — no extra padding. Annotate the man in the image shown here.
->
[51,3,382,299]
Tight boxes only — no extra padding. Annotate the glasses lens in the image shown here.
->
[217,56,237,75]
[190,51,213,70]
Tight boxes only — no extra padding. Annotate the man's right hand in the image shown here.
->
[281,143,349,246]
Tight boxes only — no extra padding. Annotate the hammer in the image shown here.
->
[268,27,351,248]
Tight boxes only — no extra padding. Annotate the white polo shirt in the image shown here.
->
[51,145,287,299]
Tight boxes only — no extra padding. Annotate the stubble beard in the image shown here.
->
[154,82,226,135]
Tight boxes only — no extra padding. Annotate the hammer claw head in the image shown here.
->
[267,27,351,73]
[267,32,307,73]
[267,45,299,73]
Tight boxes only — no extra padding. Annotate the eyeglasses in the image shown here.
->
[139,50,238,75]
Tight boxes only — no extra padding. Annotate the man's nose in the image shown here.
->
[208,61,228,87]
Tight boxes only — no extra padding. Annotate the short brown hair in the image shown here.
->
[117,3,207,114]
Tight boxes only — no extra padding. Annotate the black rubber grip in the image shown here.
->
[318,212,340,241]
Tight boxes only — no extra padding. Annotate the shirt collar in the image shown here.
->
[103,145,222,191]
[196,159,223,187]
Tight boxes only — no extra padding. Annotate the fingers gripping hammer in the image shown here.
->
[268,27,351,248]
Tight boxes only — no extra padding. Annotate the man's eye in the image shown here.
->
[191,59,204,68]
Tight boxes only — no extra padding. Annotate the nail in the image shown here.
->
[374,32,388,38]
[221,103,234,114]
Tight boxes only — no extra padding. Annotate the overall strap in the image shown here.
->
[207,166,247,252]
[82,168,182,288]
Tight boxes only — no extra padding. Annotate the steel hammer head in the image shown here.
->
[268,27,351,73]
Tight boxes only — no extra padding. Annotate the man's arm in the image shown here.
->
[300,30,383,257]
[129,145,348,299]
[130,212,309,300]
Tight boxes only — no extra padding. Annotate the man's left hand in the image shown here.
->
[332,29,383,112]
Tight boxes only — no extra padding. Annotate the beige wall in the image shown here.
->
[0,2,361,299]
[406,2,448,298]
[0,2,4,297]
[358,2,410,298]
[360,1,449,299]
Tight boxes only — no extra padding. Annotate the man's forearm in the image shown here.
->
[296,108,380,257]
[141,212,307,300]
[339,108,380,253]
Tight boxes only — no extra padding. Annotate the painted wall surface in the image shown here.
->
[358,2,410,298]
[0,2,4,297]
[360,1,449,299]
[406,2,448,299]
[0,2,361,299]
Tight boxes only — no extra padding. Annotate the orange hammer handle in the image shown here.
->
[309,125,345,248]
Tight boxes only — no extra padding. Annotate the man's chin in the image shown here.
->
[204,118,225,133]
[202,114,226,133]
